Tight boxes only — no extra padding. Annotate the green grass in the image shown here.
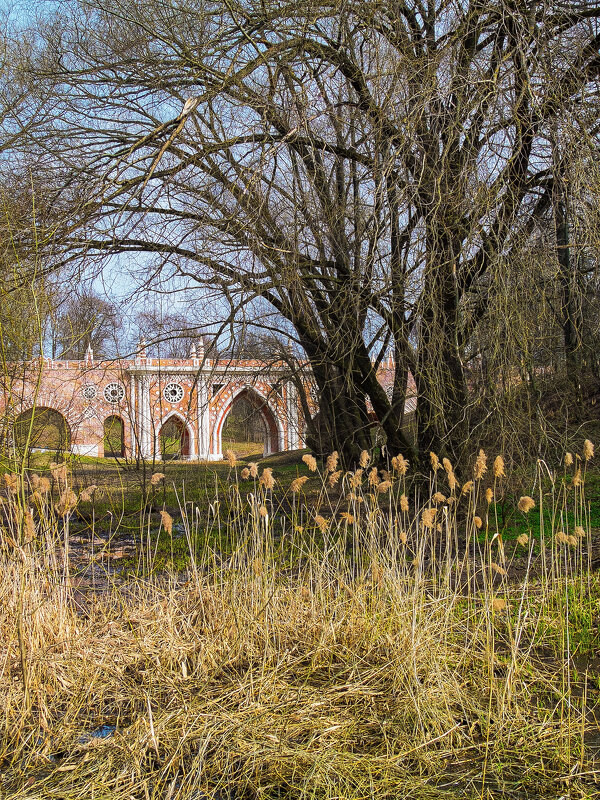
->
[5,446,600,572]
[0,445,308,508]
[479,471,600,549]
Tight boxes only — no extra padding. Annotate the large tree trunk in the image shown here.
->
[415,234,469,467]
[299,337,373,466]
[351,343,416,462]
[312,373,374,466]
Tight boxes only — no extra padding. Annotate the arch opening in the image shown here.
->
[159,415,191,460]
[14,407,71,454]
[218,388,281,459]
[103,415,125,458]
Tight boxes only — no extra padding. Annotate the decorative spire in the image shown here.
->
[197,338,205,360]
[85,342,94,365]
[139,337,147,358]
[190,342,197,359]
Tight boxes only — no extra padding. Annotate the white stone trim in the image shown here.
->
[286,381,300,450]
[128,363,290,376]
[129,373,138,458]
[142,376,152,458]
[72,443,101,457]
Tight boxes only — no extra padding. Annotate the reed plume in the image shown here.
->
[302,454,317,472]
[517,496,535,513]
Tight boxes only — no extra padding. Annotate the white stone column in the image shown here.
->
[211,418,219,459]
[139,376,152,459]
[197,375,210,459]
[129,374,137,458]
[263,409,272,457]
[286,381,299,451]
[140,378,144,457]
[135,376,143,458]
[146,377,153,459]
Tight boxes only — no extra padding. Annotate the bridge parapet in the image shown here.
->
[1,355,413,460]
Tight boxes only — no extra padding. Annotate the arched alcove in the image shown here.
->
[159,415,191,460]
[103,415,125,458]
[14,407,71,454]
[216,387,282,459]
[222,394,268,457]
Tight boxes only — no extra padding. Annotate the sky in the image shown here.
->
[0,0,241,356]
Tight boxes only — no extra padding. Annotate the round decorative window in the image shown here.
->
[82,385,97,400]
[164,382,184,403]
[103,383,125,404]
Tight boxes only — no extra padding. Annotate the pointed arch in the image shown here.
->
[212,385,284,460]
[157,411,195,460]
[103,415,125,458]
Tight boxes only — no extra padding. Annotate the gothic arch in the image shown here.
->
[103,414,125,458]
[157,411,195,460]
[212,384,284,459]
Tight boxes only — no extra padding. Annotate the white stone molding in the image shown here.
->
[142,376,152,458]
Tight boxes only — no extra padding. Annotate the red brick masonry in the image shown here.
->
[1,350,413,460]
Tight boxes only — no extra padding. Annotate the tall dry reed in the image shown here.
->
[0,449,597,799]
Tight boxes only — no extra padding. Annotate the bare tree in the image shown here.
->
[52,289,121,359]
[9,0,600,466]
[135,308,214,359]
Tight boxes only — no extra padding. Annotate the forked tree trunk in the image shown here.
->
[414,238,469,469]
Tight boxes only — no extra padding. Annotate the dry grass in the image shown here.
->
[0,450,598,799]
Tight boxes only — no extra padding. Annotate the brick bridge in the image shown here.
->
[2,343,409,461]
